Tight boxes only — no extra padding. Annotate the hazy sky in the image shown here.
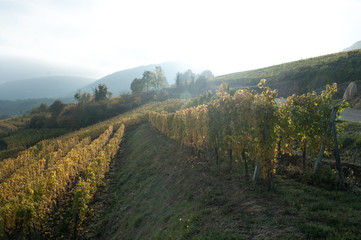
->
[1,0,361,77]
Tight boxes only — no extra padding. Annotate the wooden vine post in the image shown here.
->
[332,111,345,188]
[73,209,79,240]
[313,107,345,188]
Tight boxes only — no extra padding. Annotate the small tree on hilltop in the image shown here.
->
[50,100,65,119]
[131,78,146,94]
[176,72,181,89]
[74,91,92,104]
[143,71,156,91]
[94,84,112,102]
[152,66,166,90]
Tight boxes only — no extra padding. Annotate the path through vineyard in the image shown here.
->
[78,123,303,239]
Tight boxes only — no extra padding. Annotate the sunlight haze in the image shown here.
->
[0,0,360,78]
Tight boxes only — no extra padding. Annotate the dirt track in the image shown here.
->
[341,108,361,122]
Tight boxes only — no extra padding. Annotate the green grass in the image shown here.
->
[211,49,361,94]
[264,177,361,239]
[339,121,361,164]
[3,128,70,149]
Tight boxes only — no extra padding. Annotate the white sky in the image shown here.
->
[1,0,361,77]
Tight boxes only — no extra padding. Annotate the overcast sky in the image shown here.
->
[1,0,361,78]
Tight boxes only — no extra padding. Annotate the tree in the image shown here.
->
[185,69,195,85]
[195,75,208,93]
[152,66,166,90]
[176,72,181,89]
[31,103,48,114]
[48,100,65,127]
[131,78,146,94]
[198,70,214,79]
[50,100,65,119]
[94,84,112,102]
[142,71,156,91]
[74,91,92,104]
[29,113,48,129]
[193,70,213,92]
[175,69,195,87]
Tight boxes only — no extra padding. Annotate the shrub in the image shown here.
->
[339,135,355,148]
[354,135,361,148]
[313,165,339,189]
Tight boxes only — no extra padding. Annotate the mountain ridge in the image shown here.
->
[0,76,94,100]
[0,56,101,83]
[344,40,361,51]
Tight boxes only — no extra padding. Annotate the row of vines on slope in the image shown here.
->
[149,80,344,188]
[0,125,112,236]
[0,99,184,238]
[0,99,183,187]
[0,137,81,184]
[72,124,125,238]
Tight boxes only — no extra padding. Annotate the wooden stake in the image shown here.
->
[313,107,337,174]
[332,121,346,188]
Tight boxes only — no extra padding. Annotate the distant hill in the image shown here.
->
[344,41,361,51]
[80,61,193,95]
[211,50,361,97]
[0,98,75,118]
[0,56,101,84]
[0,76,95,100]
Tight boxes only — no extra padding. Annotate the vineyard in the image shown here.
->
[0,99,183,238]
[149,80,346,188]
[78,121,361,239]
[0,83,359,238]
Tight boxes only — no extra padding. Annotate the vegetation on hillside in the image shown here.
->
[27,84,168,130]
[130,66,167,93]
[212,50,361,96]
[0,99,184,239]
[165,69,215,98]
[0,86,175,160]
[0,98,73,119]
[81,61,192,95]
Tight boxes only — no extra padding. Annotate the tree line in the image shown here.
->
[130,67,214,94]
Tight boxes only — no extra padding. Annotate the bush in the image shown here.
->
[29,114,48,129]
[354,135,361,148]
[0,138,7,150]
[340,135,355,148]
[313,165,339,189]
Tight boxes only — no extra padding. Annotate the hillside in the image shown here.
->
[344,40,361,51]
[0,76,94,100]
[211,50,361,97]
[0,98,75,118]
[81,61,192,95]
